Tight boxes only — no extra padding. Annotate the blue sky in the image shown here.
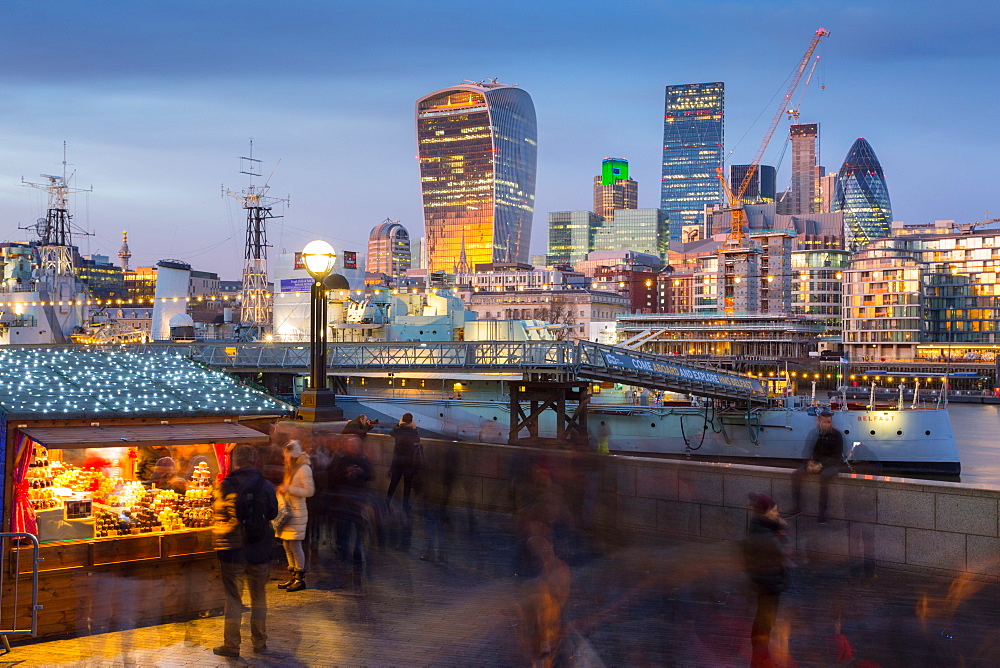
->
[1,1,997,280]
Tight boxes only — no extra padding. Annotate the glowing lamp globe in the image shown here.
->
[301,240,336,280]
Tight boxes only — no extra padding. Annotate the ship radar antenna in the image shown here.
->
[222,139,289,340]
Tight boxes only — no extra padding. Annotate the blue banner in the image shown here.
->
[280,277,314,293]
[601,351,766,396]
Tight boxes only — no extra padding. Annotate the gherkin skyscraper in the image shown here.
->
[834,138,892,251]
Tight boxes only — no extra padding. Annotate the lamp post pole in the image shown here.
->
[297,240,343,422]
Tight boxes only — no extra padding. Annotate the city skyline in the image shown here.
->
[1,1,997,280]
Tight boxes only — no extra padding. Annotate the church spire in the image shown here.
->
[456,234,471,274]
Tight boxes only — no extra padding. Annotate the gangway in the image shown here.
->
[132,340,769,403]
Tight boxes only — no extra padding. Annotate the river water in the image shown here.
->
[950,403,1000,486]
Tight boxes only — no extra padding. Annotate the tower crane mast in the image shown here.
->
[724,27,830,244]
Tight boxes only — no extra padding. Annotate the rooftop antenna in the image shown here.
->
[20,142,93,278]
[222,139,290,340]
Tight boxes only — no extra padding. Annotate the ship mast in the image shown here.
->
[20,142,92,279]
[222,140,289,340]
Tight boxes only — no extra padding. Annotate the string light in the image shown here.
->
[0,347,290,417]
[0,294,243,307]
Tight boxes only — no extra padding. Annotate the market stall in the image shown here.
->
[0,347,292,638]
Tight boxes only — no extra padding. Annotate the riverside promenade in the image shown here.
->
[5,505,1000,667]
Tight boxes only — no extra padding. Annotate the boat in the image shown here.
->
[334,392,960,477]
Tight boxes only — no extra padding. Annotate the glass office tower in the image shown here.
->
[416,81,537,273]
[834,137,892,251]
[661,82,724,242]
[729,164,776,204]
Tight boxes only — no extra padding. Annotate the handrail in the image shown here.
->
[0,532,42,651]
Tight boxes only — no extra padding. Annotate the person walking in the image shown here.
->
[276,439,314,592]
[212,444,278,658]
[386,412,422,512]
[331,434,373,580]
[788,409,844,523]
[743,492,789,668]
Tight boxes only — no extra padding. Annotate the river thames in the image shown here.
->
[949,402,1000,486]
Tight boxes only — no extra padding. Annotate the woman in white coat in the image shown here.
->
[277,440,314,592]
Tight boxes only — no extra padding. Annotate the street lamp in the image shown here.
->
[296,240,344,422]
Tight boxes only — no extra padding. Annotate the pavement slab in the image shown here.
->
[3,507,1000,666]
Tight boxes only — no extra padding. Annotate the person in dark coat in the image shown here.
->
[332,434,373,576]
[744,492,789,668]
[341,414,377,441]
[212,444,278,658]
[386,412,421,512]
[788,409,844,523]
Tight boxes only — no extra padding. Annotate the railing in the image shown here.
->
[134,340,770,402]
[0,533,42,651]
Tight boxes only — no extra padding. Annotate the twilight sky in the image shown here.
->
[1,1,997,280]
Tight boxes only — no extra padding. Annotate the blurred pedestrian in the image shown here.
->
[276,439,314,592]
[212,444,278,658]
[788,408,844,523]
[743,492,789,668]
[386,412,422,513]
[332,434,373,579]
[519,535,571,668]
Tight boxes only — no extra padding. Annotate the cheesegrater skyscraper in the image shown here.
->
[416,81,537,273]
[660,82,724,243]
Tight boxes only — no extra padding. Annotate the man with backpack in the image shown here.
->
[212,444,278,658]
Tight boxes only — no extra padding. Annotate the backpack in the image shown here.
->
[236,476,273,544]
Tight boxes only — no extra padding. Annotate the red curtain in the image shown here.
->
[213,443,233,483]
[12,432,38,535]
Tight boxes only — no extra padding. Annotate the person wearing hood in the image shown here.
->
[276,439,314,592]
[743,492,790,668]
[386,413,422,512]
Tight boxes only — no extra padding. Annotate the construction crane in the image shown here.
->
[955,217,1000,233]
[722,27,830,245]
[786,55,822,123]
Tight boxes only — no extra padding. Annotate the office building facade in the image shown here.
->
[367,218,411,277]
[416,81,537,273]
[593,158,638,219]
[594,208,670,262]
[546,211,604,266]
[661,82,724,242]
[729,164,776,204]
[834,137,893,251]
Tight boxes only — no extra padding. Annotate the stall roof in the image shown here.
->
[20,422,270,449]
[0,346,292,419]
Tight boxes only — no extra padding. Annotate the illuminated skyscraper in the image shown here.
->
[661,82,724,242]
[593,158,637,219]
[416,81,537,273]
[367,218,411,277]
[834,138,892,251]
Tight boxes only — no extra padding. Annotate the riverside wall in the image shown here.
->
[360,433,1000,580]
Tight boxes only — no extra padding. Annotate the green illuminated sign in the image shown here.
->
[601,158,629,185]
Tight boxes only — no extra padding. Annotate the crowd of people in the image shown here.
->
[210,407,868,664]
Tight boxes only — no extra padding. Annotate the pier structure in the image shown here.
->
[133,340,769,447]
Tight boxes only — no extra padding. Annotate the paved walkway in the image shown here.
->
[4,508,1000,667]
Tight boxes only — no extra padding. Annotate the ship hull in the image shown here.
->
[335,395,960,476]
